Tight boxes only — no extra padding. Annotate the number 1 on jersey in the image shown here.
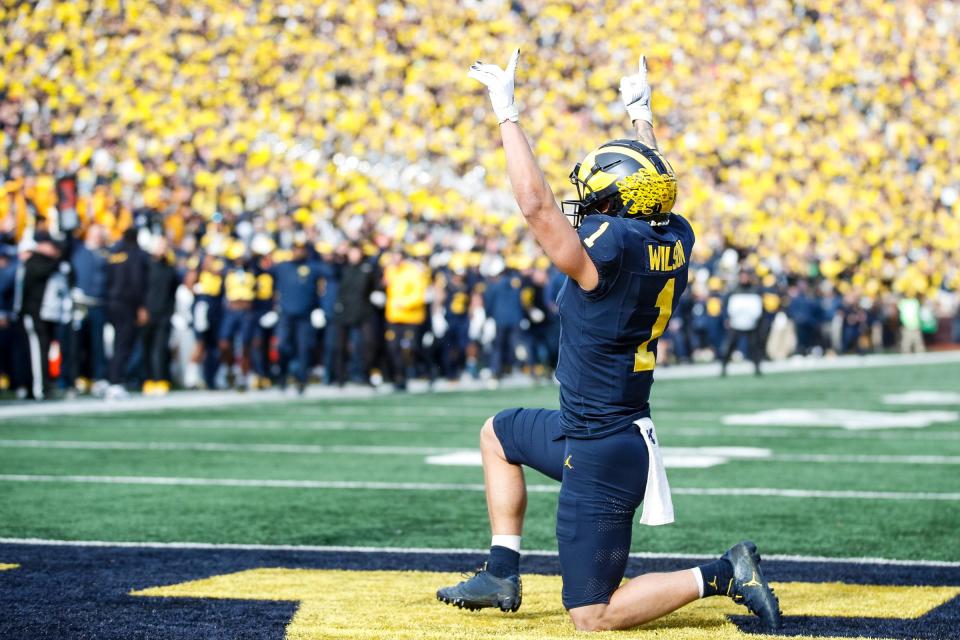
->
[634,277,675,372]
[583,221,609,248]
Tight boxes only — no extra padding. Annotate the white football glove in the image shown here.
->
[193,300,209,333]
[468,48,520,124]
[259,310,279,329]
[481,317,497,346]
[619,55,652,125]
[170,313,189,332]
[310,308,327,329]
[431,310,448,339]
[468,307,486,341]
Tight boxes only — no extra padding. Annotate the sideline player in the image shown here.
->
[219,241,257,390]
[436,51,782,631]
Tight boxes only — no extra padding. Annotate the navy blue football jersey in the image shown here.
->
[556,213,695,438]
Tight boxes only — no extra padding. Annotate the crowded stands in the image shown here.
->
[1,0,958,399]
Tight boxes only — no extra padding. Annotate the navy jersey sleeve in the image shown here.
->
[576,215,623,299]
[671,214,696,254]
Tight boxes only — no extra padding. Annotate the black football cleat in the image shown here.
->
[722,541,782,629]
[436,564,522,612]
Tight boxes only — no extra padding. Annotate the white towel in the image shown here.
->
[636,417,675,526]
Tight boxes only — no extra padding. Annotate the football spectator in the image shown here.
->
[104,227,149,399]
[14,232,62,400]
[142,237,179,395]
[897,292,925,354]
[720,271,764,376]
[271,236,324,394]
[383,250,430,391]
[186,252,225,390]
[332,243,377,386]
[483,263,526,380]
[437,266,472,381]
[518,265,552,376]
[313,244,340,386]
[0,244,26,395]
[787,281,823,356]
[839,291,869,355]
[249,241,276,389]
[758,275,782,356]
[219,242,257,390]
[69,224,109,392]
[702,278,727,357]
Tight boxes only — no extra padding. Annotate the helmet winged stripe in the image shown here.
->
[564,139,677,228]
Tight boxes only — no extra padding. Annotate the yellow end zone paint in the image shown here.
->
[0,563,19,571]
[130,569,960,640]
[779,581,960,619]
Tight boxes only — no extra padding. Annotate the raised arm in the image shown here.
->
[498,121,598,290]
[633,120,658,151]
[469,50,598,290]
[620,55,658,150]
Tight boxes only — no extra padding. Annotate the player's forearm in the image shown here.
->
[499,121,556,220]
[497,121,596,287]
[634,119,658,150]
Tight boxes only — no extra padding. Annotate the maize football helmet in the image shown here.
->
[562,139,677,228]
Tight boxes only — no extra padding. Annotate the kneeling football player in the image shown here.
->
[436,51,782,631]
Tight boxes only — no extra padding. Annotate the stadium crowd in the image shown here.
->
[1,0,959,399]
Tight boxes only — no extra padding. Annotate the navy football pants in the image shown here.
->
[277,314,315,385]
[493,408,649,609]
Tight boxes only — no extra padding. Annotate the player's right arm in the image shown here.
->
[468,50,599,292]
[620,55,658,151]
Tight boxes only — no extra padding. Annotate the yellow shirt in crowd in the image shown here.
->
[384,260,430,325]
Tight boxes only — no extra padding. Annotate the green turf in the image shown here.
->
[1,361,958,560]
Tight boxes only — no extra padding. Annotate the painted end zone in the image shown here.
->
[1,543,959,639]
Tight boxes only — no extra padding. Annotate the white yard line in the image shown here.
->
[670,487,960,501]
[0,389,364,419]
[665,426,960,442]
[9,419,960,442]
[2,473,959,501]
[0,379,527,419]
[7,418,440,432]
[0,474,492,492]
[654,351,960,379]
[3,439,960,465]
[770,453,960,465]
[1,351,957,419]
[143,420,439,432]
[0,440,466,456]
[324,406,492,417]
[0,537,957,568]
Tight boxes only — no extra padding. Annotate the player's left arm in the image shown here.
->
[469,49,599,292]
[620,55,658,151]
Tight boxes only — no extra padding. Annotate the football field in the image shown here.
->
[2,355,959,639]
